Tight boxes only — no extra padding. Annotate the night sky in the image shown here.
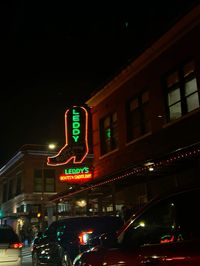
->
[0,0,199,167]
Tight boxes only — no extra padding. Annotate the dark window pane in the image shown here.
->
[16,174,22,195]
[127,91,150,142]
[34,169,55,192]
[44,169,55,192]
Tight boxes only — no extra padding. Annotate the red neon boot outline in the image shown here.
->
[47,106,89,166]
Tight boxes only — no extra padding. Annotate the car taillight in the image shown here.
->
[78,230,93,245]
[10,242,23,249]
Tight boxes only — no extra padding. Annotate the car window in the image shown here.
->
[56,217,123,240]
[175,189,200,241]
[46,222,57,236]
[123,199,177,247]
[0,228,19,243]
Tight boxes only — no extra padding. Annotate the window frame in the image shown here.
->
[126,90,150,142]
[164,60,199,122]
[34,169,55,193]
[99,112,118,156]
[122,197,177,247]
[121,188,200,248]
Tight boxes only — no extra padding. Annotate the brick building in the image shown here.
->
[0,145,66,234]
[1,5,200,226]
[50,4,200,216]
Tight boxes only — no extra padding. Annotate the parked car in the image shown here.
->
[31,215,123,266]
[0,224,23,266]
[73,186,200,265]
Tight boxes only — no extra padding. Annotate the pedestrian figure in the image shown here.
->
[19,226,26,243]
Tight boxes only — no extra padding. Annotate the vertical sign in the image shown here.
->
[47,106,89,166]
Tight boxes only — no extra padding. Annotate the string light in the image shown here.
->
[52,146,200,202]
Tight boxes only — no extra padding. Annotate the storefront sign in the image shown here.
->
[59,166,92,184]
[47,106,89,166]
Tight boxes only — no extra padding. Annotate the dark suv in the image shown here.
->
[0,224,23,266]
[31,215,123,266]
[74,186,200,266]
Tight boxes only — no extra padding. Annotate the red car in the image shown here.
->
[73,186,200,265]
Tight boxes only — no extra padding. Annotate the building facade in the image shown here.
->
[2,5,199,231]
[0,145,68,236]
[86,4,200,211]
[50,4,200,217]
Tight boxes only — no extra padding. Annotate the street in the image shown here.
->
[22,247,32,266]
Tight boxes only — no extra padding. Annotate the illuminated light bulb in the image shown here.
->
[139,221,145,227]
[48,143,56,150]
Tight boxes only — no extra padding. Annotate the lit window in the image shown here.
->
[100,112,118,155]
[165,61,199,122]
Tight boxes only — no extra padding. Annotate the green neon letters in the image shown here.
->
[64,167,89,174]
[72,109,80,142]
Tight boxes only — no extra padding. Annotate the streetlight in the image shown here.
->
[40,143,57,232]
[48,143,56,150]
[21,143,57,232]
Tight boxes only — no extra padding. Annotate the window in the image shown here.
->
[47,222,57,236]
[16,174,22,195]
[165,61,199,122]
[8,179,13,200]
[100,112,118,155]
[175,189,200,241]
[16,205,25,213]
[2,182,8,203]
[123,199,176,247]
[29,204,40,214]
[34,169,55,192]
[122,188,200,248]
[126,90,150,142]
[34,170,43,192]
[45,169,55,192]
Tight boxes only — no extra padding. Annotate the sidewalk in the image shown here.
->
[22,245,32,257]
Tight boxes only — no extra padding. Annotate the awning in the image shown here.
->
[49,142,200,203]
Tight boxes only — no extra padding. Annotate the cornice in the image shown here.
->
[0,152,24,175]
[86,5,200,107]
[0,150,57,175]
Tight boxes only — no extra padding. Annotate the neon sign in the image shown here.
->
[64,166,90,174]
[72,109,81,142]
[47,106,89,166]
[59,166,92,184]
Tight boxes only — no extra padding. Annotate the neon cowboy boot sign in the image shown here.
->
[47,106,89,166]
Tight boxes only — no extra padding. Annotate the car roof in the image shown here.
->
[148,184,200,206]
[56,215,122,223]
[49,215,123,232]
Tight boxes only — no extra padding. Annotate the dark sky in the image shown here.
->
[0,0,199,166]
